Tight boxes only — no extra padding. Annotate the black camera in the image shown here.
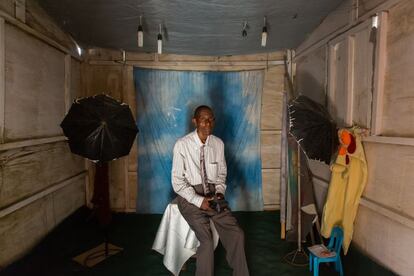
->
[209,195,229,213]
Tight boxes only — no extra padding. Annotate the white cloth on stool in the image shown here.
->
[152,203,219,276]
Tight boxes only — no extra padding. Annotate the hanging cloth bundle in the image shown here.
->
[321,128,368,254]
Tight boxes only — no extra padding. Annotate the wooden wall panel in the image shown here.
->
[109,157,127,210]
[350,25,374,128]
[261,132,281,169]
[382,0,414,136]
[260,65,284,210]
[85,160,95,206]
[262,169,280,209]
[4,24,65,142]
[70,58,81,102]
[123,66,138,174]
[0,1,86,268]
[358,0,387,17]
[328,37,350,126]
[0,196,53,267]
[125,52,154,61]
[305,20,374,129]
[123,66,136,114]
[363,142,414,216]
[128,172,137,210]
[25,0,76,53]
[87,48,124,61]
[296,46,327,105]
[0,178,84,267]
[296,0,352,55]
[85,65,124,100]
[52,178,85,225]
[218,53,282,62]
[129,140,138,173]
[327,21,375,130]
[0,0,14,16]
[159,54,215,62]
[0,142,84,208]
[353,206,414,276]
[0,18,5,144]
[261,66,284,130]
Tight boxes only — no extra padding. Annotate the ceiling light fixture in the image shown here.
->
[137,15,143,47]
[371,14,379,29]
[157,23,162,54]
[261,17,267,47]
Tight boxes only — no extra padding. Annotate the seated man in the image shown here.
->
[171,105,249,276]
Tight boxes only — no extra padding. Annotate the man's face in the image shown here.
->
[193,108,215,137]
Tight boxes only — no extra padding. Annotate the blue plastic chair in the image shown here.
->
[309,226,344,276]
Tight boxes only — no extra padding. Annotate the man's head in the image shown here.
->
[192,105,215,142]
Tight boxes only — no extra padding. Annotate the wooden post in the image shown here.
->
[0,18,5,144]
[64,55,72,113]
[15,0,26,23]
[371,11,388,135]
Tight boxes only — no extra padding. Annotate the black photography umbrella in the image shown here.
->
[288,95,338,165]
[61,94,138,162]
[60,94,138,266]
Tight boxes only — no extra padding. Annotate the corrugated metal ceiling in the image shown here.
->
[38,0,345,55]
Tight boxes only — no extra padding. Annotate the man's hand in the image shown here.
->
[200,197,213,211]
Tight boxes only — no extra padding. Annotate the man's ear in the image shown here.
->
[192,118,197,127]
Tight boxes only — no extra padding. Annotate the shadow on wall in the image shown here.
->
[295,71,333,213]
[296,71,326,106]
[296,71,348,127]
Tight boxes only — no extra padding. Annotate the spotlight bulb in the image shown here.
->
[261,26,267,47]
[157,33,162,54]
[137,25,143,47]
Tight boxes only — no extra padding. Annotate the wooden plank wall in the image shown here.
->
[295,0,414,275]
[84,49,285,212]
[0,1,85,268]
[295,46,327,105]
[261,66,284,210]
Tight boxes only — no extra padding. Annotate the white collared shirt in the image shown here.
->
[171,130,227,208]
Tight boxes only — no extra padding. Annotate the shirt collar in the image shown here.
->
[192,129,211,148]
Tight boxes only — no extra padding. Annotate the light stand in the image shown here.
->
[283,146,308,267]
[73,162,123,267]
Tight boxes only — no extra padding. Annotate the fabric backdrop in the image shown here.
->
[134,68,264,213]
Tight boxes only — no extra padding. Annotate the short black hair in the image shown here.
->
[193,105,213,118]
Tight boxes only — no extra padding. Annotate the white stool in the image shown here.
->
[152,203,219,275]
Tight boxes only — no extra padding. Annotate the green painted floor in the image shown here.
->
[1,207,394,276]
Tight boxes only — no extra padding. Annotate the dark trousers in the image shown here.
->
[176,194,249,276]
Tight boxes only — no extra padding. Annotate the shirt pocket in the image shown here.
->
[206,146,217,163]
[207,163,218,182]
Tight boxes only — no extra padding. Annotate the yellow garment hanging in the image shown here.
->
[321,128,368,254]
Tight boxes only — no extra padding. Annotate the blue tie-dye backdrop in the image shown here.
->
[134,68,264,213]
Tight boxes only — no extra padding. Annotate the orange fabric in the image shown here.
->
[340,130,352,145]
[338,147,347,155]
